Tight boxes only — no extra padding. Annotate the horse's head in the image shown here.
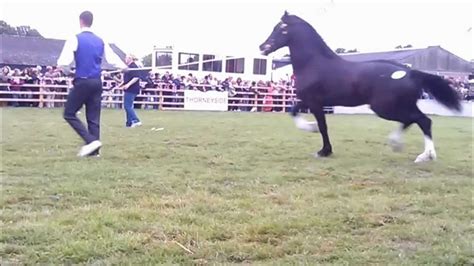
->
[259,10,292,56]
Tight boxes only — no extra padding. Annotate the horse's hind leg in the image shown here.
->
[390,105,437,162]
[388,123,412,152]
[412,111,436,163]
[372,102,436,162]
[370,101,414,152]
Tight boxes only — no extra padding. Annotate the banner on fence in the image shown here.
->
[184,90,228,111]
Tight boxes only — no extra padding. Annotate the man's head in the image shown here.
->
[125,54,137,65]
[79,11,93,28]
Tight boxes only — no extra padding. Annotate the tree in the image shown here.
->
[0,20,43,37]
[0,20,17,35]
[395,44,412,49]
[335,48,358,54]
[142,53,172,68]
[25,29,42,37]
[142,53,152,67]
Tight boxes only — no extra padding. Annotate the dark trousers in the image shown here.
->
[63,78,102,145]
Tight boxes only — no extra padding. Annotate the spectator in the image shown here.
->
[0,66,11,107]
[262,81,274,112]
[9,68,23,107]
[43,66,56,108]
[142,72,158,109]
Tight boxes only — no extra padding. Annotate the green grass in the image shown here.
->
[1,108,473,265]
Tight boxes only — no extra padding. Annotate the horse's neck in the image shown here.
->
[288,29,339,73]
[288,45,314,73]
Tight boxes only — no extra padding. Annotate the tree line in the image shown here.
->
[0,20,42,37]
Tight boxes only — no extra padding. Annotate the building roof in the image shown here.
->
[273,46,472,75]
[0,34,126,69]
[339,48,425,62]
[274,47,428,63]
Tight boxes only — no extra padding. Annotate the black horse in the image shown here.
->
[259,11,462,163]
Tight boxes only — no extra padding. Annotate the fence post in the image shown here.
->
[253,93,258,112]
[38,81,44,108]
[159,86,164,110]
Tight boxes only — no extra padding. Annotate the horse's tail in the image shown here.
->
[410,70,462,112]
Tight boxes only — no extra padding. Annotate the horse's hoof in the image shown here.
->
[315,149,332,158]
[388,139,403,152]
[306,122,320,133]
[414,151,436,163]
[388,133,403,152]
[294,116,320,132]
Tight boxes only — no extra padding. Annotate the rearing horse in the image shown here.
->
[259,11,461,163]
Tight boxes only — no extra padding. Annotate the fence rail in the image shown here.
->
[0,81,334,112]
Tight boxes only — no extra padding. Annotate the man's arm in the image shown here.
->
[121,77,139,90]
[57,36,78,67]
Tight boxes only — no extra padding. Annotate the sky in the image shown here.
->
[1,0,473,61]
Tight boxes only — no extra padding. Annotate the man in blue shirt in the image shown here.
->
[57,10,126,157]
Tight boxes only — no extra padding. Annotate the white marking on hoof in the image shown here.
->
[414,136,437,163]
[312,152,327,159]
[391,70,407,79]
[389,138,403,152]
[388,126,403,152]
[414,152,435,163]
[293,116,319,132]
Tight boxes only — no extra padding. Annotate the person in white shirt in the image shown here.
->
[57,10,127,157]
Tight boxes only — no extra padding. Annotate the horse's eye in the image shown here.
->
[280,23,288,29]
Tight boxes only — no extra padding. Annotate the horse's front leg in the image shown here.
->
[290,101,319,132]
[311,106,332,157]
[290,101,302,117]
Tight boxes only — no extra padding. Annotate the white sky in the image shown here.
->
[1,0,473,61]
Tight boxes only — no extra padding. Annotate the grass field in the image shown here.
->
[1,108,473,265]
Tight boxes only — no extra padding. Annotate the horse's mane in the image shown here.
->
[284,15,338,59]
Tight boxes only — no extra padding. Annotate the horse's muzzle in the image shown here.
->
[259,44,272,55]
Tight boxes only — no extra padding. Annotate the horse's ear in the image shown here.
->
[284,10,289,17]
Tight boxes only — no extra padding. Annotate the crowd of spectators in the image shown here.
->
[0,64,299,112]
[0,65,70,108]
[102,71,297,112]
[444,76,471,100]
